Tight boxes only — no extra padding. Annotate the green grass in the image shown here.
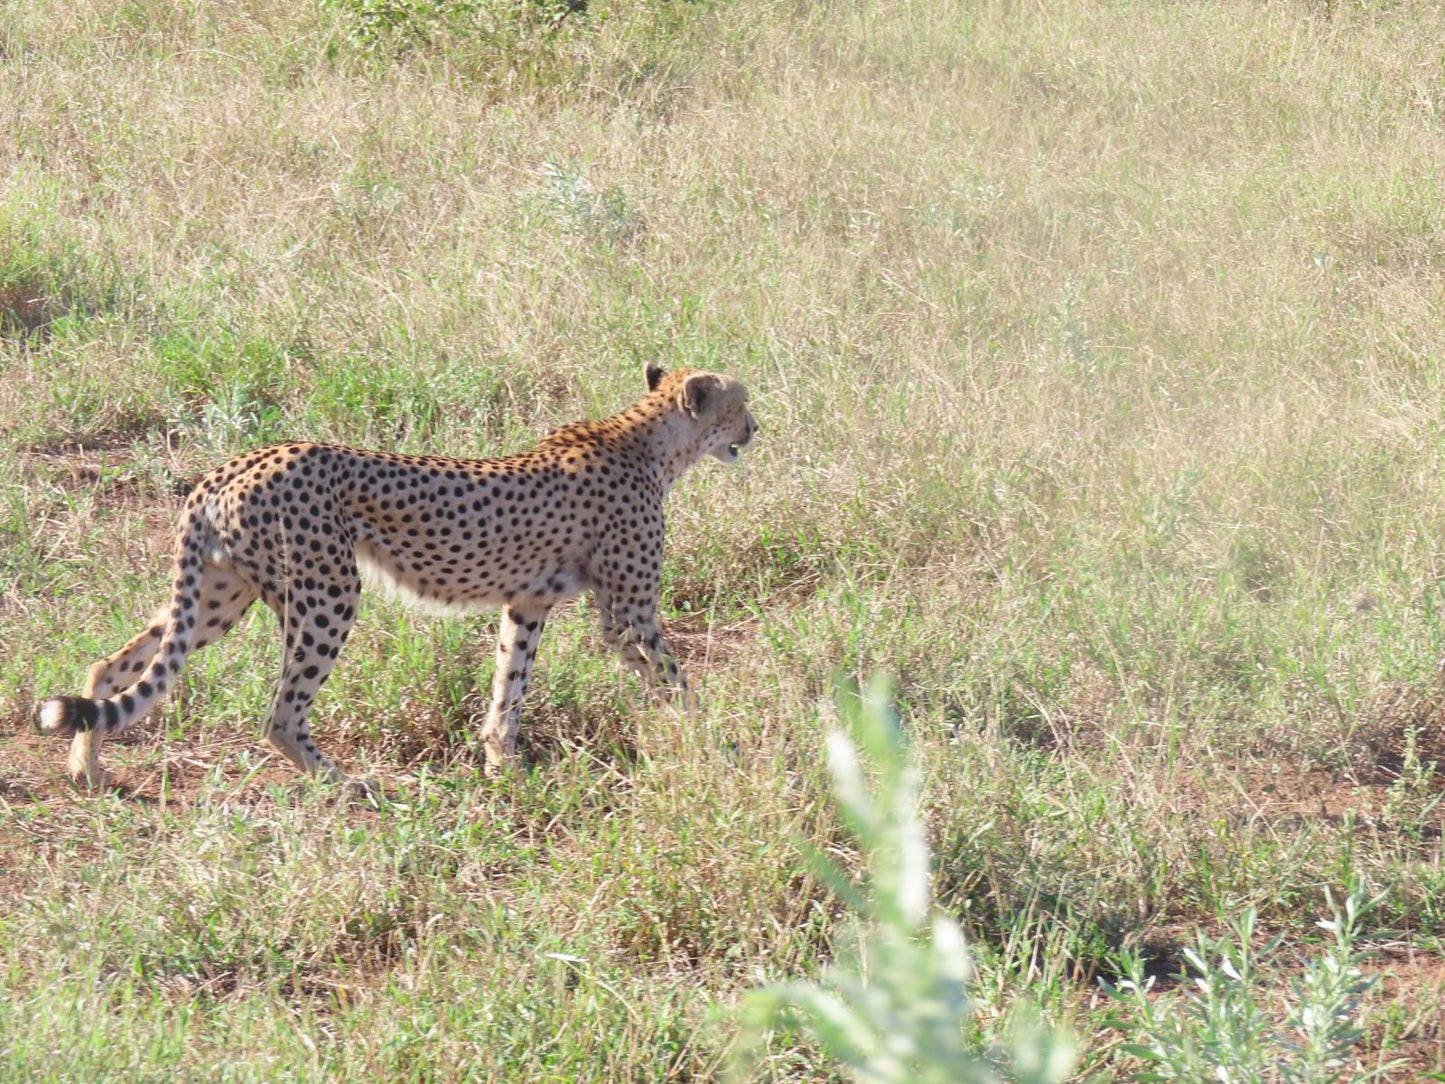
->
[4,0,1445,1078]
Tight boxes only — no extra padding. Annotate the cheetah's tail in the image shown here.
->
[35,513,211,739]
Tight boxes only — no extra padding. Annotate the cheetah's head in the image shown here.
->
[647,364,757,463]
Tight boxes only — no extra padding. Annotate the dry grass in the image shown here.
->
[4,0,1445,1078]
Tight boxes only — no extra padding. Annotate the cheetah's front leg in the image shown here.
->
[480,604,551,772]
[596,594,697,711]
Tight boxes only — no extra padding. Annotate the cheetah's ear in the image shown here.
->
[645,364,667,392]
[680,372,722,418]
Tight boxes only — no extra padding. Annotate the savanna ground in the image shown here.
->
[3,0,1445,1078]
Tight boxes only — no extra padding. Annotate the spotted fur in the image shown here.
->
[35,366,757,789]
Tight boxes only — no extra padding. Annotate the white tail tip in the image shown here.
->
[36,699,68,735]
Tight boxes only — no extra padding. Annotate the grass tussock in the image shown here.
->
[5,0,1445,1078]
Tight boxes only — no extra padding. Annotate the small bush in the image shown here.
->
[319,0,577,53]
[1104,888,1403,1083]
[737,677,1076,1084]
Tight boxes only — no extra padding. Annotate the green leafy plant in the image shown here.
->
[541,156,646,249]
[1105,888,1402,1083]
[319,0,577,52]
[738,677,1076,1084]
[170,377,285,457]
[320,0,471,49]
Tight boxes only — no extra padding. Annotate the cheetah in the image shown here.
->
[35,365,757,790]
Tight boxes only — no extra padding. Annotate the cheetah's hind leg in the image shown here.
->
[480,604,551,774]
[257,560,363,788]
